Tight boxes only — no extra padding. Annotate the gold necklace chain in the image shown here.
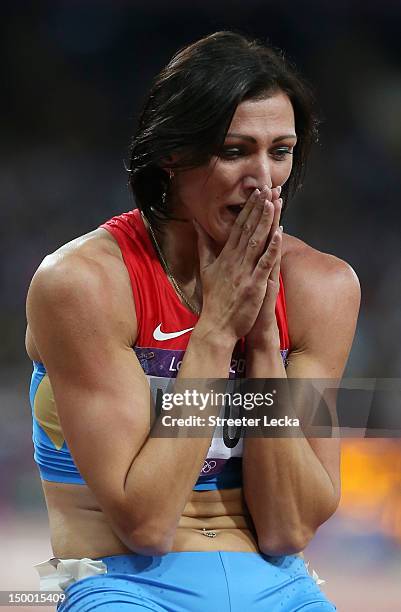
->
[141,212,200,316]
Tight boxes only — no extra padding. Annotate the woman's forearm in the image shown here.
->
[121,324,236,554]
[243,345,339,555]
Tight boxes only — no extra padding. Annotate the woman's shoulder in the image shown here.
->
[281,233,360,350]
[33,228,125,287]
[27,228,136,351]
[48,227,122,263]
[281,232,360,292]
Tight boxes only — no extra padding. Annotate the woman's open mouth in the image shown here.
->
[226,204,244,216]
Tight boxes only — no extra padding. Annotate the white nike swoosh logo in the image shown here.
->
[153,323,195,341]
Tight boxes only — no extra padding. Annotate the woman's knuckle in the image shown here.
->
[248,237,259,249]
[259,257,271,270]
[267,278,280,293]
[232,274,241,288]
[242,285,253,299]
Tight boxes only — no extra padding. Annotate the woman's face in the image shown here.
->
[169,90,297,244]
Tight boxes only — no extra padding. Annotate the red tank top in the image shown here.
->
[101,208,290,490]
[101,208,290,356]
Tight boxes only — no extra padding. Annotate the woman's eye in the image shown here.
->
[272,147,293,160]
[220,147,243,159]
[219,146,293,161]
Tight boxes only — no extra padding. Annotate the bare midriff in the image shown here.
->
[42,480,259,559]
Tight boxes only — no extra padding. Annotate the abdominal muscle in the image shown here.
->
[42,481,260,560]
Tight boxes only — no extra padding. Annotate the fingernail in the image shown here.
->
[279,225,284,232]
[278,198,283,206]
[277,185,282,195]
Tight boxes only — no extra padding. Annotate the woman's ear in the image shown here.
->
[160,153,179,172]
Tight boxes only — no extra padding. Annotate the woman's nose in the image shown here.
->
[242,159,272,195]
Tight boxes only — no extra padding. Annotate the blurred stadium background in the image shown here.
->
[1,1,400,610]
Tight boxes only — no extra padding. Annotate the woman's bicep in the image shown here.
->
[27,254,151,515]
[285,253,360,379]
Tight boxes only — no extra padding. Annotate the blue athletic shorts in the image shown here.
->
[57,551,335,611]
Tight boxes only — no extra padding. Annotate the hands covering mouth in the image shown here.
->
[226,187,281,217]
[193,183,283,343]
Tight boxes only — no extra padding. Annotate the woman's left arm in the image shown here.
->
[243,247,360,556]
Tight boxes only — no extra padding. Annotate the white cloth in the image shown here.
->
[34,557,107,591]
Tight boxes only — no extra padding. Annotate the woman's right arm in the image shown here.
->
[27,246,235,555]
[27,189,278,555]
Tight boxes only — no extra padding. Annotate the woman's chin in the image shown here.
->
[198,213,236,247]
[217,212,238,240]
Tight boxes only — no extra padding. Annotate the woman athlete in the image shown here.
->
[26,32,360,611]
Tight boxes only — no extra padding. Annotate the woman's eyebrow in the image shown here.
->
[226,132,297,143]
[226,132,256,143]
[272,134,297,143]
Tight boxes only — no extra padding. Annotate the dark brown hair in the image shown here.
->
[128,31,319,226]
